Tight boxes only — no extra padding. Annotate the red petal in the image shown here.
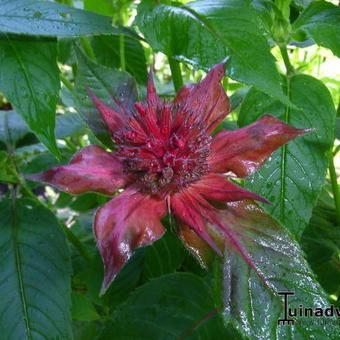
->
[147,70,162,105]
[209,115,312,177]
[28,145,130,195]
[174,63,230,132]
[172,191,278,289]
[94,189,166,294]
[190,174,269,203]
[88,90,125,135]
[171,191,223,255]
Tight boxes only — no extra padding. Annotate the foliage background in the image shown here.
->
[0,0,339,339]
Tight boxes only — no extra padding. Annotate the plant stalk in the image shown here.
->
[279,46,295,76]
[168,57,184,92]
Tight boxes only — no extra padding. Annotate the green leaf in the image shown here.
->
[220,201,336,339]
[78,251,144,309]
[71,291,100,321]
[0,151,18,183]
[0,199,72,339]
[55,112,87,139]
[292,1,340,57]
[136,0,290,105]
[74,47,137,148]
[141,231,186,281]
[335,117,340,140]
[0,38,60,158]
[99,273,237,340]
[91,35,148,84]
[0,111,29,147]
[0,0,128,37]
[300,188,340,294]
[238,75,336,238]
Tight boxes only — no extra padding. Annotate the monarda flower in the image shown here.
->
[30,64,310,294]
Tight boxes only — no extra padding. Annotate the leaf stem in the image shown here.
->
[279,45,295,76]
[79,37,97,62]
[328,152,340,226]
[168,57,184,92]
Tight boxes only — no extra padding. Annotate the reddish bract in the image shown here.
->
[29,63,311,293]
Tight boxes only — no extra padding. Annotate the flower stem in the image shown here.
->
[168,57,183,92]
[328,152,340,226]
[279,45,295,76]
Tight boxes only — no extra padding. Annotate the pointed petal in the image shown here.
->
[174,63,230,132]
[190,174,269,203]
[28,145,129,195]
[171,191,223,256]
[88,90,125,135]
[209,115,313,177]
[95,189,166,294]
[176,221,215,268]
[147,70,162,105]
[172,191,278,289]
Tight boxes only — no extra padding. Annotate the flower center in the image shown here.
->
[116,102,211,196]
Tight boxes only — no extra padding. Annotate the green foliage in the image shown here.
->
[99,273,238,340]
[136,0,291,106]
[74,46,137,148]
[0,0,339,339]
[0,0,128,36]
[0,199,72,339]
[239,75,336,238]
[0,38,60,157]
[292,1,340,57]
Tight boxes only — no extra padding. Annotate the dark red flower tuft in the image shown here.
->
[29,63,311,294]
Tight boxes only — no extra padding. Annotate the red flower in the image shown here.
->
[30,64,310,294]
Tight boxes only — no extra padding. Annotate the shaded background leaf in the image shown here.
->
[99,273,239,340]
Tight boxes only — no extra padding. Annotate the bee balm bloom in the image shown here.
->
[30,64,310,293]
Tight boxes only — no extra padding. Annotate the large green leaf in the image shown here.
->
[91,35,148,84]
[0,0,127,37]
[292,1,340,57]
[136,0,290,105]
[74,47,137,148]
[99,273,239,340]
[219,200,336,339]
[0,38,60,157]
[238,75,335,238]
[0,199,72,339]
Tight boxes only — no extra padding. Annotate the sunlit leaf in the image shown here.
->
[0,38,60,157]
[238,74,335,238]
